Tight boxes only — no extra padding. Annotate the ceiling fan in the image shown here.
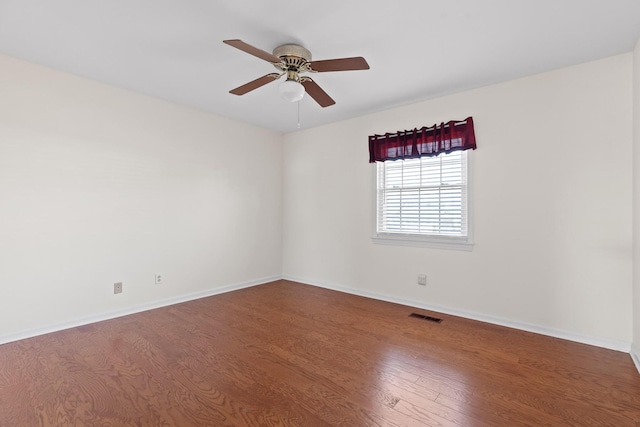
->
[223,39,370,107]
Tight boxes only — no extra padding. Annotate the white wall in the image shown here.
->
[283,54,633,349]
[0,54,283,341]
[633,40,640,366]
[1,50,635,356]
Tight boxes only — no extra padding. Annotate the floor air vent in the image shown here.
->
[409,313,443,323]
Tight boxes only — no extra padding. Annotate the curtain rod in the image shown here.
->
[370,118,469,140]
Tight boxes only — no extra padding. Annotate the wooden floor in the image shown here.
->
[0,280,639,426]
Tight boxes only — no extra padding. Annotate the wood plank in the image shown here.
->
[0,280,639,426]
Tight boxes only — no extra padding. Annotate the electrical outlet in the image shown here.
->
[114,282,123,294]
[417,274,427,286]
[155,274,162,285]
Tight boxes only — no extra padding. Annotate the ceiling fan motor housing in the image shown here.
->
[273,44,312,79]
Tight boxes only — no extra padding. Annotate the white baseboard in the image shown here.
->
[5,273,635,365]
[0,275,282,346]
[632,343,640,375]
[283,275,632,354]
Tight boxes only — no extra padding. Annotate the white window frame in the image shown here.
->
[372,151,474,251]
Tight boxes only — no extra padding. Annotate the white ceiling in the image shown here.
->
[1,0,640,133]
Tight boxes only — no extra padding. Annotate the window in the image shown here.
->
[373,150,472,250]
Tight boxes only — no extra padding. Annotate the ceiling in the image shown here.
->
[1,1,640,134]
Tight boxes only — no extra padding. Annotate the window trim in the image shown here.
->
[371,152,474,251]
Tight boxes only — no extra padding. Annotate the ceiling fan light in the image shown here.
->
[278,79,305,102]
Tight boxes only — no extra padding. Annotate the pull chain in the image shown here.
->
[297,101,301,129]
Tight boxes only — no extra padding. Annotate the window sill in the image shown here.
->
[372,233,474,251]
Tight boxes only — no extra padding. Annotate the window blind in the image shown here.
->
[376,151,468,236]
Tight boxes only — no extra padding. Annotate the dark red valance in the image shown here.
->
[368,117,477,163]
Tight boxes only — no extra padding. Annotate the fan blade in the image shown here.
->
[301,78,335,107]
[223,39,281,64]
[309,57,369,72]
[230,73,280,95]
